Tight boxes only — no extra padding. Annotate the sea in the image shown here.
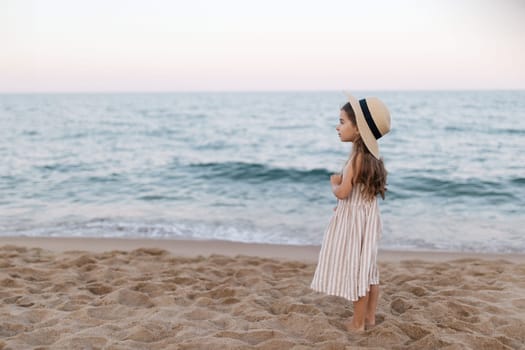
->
[1,91,524,253]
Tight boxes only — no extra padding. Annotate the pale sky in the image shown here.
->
[1,0,524,92]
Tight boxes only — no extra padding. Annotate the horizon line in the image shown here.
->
[1,88,524,95]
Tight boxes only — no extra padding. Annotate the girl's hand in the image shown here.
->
[330,174,342,185]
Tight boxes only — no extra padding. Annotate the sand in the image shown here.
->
[1,237,524,350]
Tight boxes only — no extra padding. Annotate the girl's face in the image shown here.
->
[336,110,359,142]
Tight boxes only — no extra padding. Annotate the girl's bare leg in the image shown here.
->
[365,284,379,327]
[345,294,369,332]
[344,284,379,332]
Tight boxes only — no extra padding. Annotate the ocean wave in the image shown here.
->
[190,162,332,184]
[391,175,521,201]
[510,177,525,185]
[492,128,525,136]
[2,218,308,246]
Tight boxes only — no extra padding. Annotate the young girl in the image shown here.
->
[310,94,391,332]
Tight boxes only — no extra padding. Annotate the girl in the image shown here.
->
[310,94,391,332]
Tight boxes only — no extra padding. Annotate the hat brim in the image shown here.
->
[346,93,380,159]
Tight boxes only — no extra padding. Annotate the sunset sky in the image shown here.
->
[1,0,524,92]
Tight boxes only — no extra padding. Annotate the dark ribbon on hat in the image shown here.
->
[359,99,382,140]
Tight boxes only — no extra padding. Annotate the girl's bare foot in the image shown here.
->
[344,320,365,333]
[365,318,376,329]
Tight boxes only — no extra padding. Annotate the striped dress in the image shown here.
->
[310,161,382,302]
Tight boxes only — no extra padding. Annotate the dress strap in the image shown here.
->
[342,155,354,175]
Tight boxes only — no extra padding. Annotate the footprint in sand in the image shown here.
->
[124,321,177,343]
[123,289,155,308]
[0,278,21,287]
[87,305,137,321]
[182,308,219,321]
[446,300,479,322]
[18,309,52,324]
[405,333,452,350]
[215,329,283,346]
[270,300,320,315]
[397,322,431,341]
[205,286,236,299]
[210,316,236,330]
[70,255,97,267]
[390,297,411,315]
[16,296,36,307]
[407,285,427,297]
[0,322,29,338]
[12,328,62,346]
[511,298,525,309]
[86,282,113,295]
[53,336,107,349]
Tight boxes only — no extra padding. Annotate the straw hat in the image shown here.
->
[345,93,391,159]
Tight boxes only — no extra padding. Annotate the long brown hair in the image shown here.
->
[342,103,388,200]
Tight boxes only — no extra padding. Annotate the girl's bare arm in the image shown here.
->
[331,154,362,200]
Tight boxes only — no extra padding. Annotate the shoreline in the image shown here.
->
[2,235,524,263]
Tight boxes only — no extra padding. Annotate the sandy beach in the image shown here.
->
[1,237,524,349]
